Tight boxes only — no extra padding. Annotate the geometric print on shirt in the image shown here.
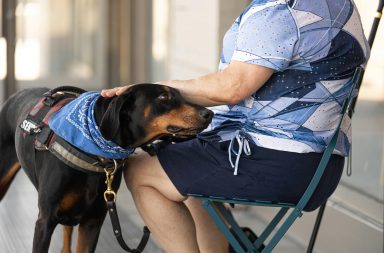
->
[203,0,370,156]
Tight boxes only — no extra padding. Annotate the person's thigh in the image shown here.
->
[155,138,344,210]
[124,151,187,202]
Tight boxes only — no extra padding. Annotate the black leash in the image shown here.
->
[106,200,151,253]
[104,160,151,253]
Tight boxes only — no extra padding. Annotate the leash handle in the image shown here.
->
[107,200,151,253]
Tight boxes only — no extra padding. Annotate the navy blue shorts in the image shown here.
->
[157,138,344,211]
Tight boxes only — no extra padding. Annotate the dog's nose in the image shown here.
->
[199,109,214,121]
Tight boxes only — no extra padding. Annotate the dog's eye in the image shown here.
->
[157,93,170,101]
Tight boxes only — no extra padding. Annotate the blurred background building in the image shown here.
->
[0,0,383,252]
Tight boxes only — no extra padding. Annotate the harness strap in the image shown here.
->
[20,86,122,173]
[48,135,108,173]
[107,200,151,253]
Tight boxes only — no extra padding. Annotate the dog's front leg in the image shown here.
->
[76,214,107,253]
[61,225,74,253]
[32,214,58,253]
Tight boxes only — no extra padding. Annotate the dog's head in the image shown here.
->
[98,83,213,148]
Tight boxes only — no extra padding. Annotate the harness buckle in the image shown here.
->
[104,190,117,202]
[104,160,119,202]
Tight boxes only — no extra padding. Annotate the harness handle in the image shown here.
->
[43,86,86,97]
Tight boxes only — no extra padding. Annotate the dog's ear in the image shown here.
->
[99,93,133,141]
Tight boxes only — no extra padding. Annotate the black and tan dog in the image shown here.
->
[0,84,213,253]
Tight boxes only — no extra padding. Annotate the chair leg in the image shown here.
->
[201,199,307,253]
[255,207,289,250]
[202,200,246,253]
[262,208,303,253]
[306,202,327,253]
[214,202,257,252]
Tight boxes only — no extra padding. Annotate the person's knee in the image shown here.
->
[123,152,186,202]
[124,166,137,191]
[123,153,150,191]
[123,153,164,192]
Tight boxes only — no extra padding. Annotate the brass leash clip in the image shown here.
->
[104,160,118,202]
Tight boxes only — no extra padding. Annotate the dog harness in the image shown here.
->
[19,87,130,173]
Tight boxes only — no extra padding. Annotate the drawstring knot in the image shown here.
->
[228,131,252,175]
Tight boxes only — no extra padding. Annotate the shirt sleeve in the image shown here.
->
[232,3,298,72]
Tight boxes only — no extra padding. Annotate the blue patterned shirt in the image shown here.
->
[201,0,370,156]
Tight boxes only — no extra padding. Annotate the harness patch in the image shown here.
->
[20,119,40,134]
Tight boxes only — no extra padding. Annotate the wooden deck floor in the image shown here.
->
[0,170,163,253]
[0,167,306,253]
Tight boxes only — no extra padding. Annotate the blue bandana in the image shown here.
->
[48,91,135,159]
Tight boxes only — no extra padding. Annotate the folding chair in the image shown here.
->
[194,1,383,252]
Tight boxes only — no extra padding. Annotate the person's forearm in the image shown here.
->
[159,72,239,107]
[159,61,273,107]
[101,61,273,105]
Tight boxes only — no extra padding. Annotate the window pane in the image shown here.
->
[151,0,169,82]
[15,0,106,89]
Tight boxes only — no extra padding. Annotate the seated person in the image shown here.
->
[102,0,369,252]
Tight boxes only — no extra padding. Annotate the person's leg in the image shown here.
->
[124,152,227,253]
[185,198,228,253]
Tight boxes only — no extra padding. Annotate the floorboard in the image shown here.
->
[0,170,163,253]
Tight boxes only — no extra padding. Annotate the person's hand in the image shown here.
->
[100,85,132,97]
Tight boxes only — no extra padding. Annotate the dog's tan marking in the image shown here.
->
[142,104,205,144]
[61,225,73,253]
[0,162,21,200]
[143,105,151,119]
[59,192,81,211]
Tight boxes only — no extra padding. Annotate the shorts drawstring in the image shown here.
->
[228,131,252,175]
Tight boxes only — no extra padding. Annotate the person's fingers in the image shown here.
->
[115,85,131,96]
[100,90,108,97]
[100,84,136,97]
[100,86,123,97]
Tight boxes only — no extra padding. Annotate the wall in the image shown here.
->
[167,0,249,79]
